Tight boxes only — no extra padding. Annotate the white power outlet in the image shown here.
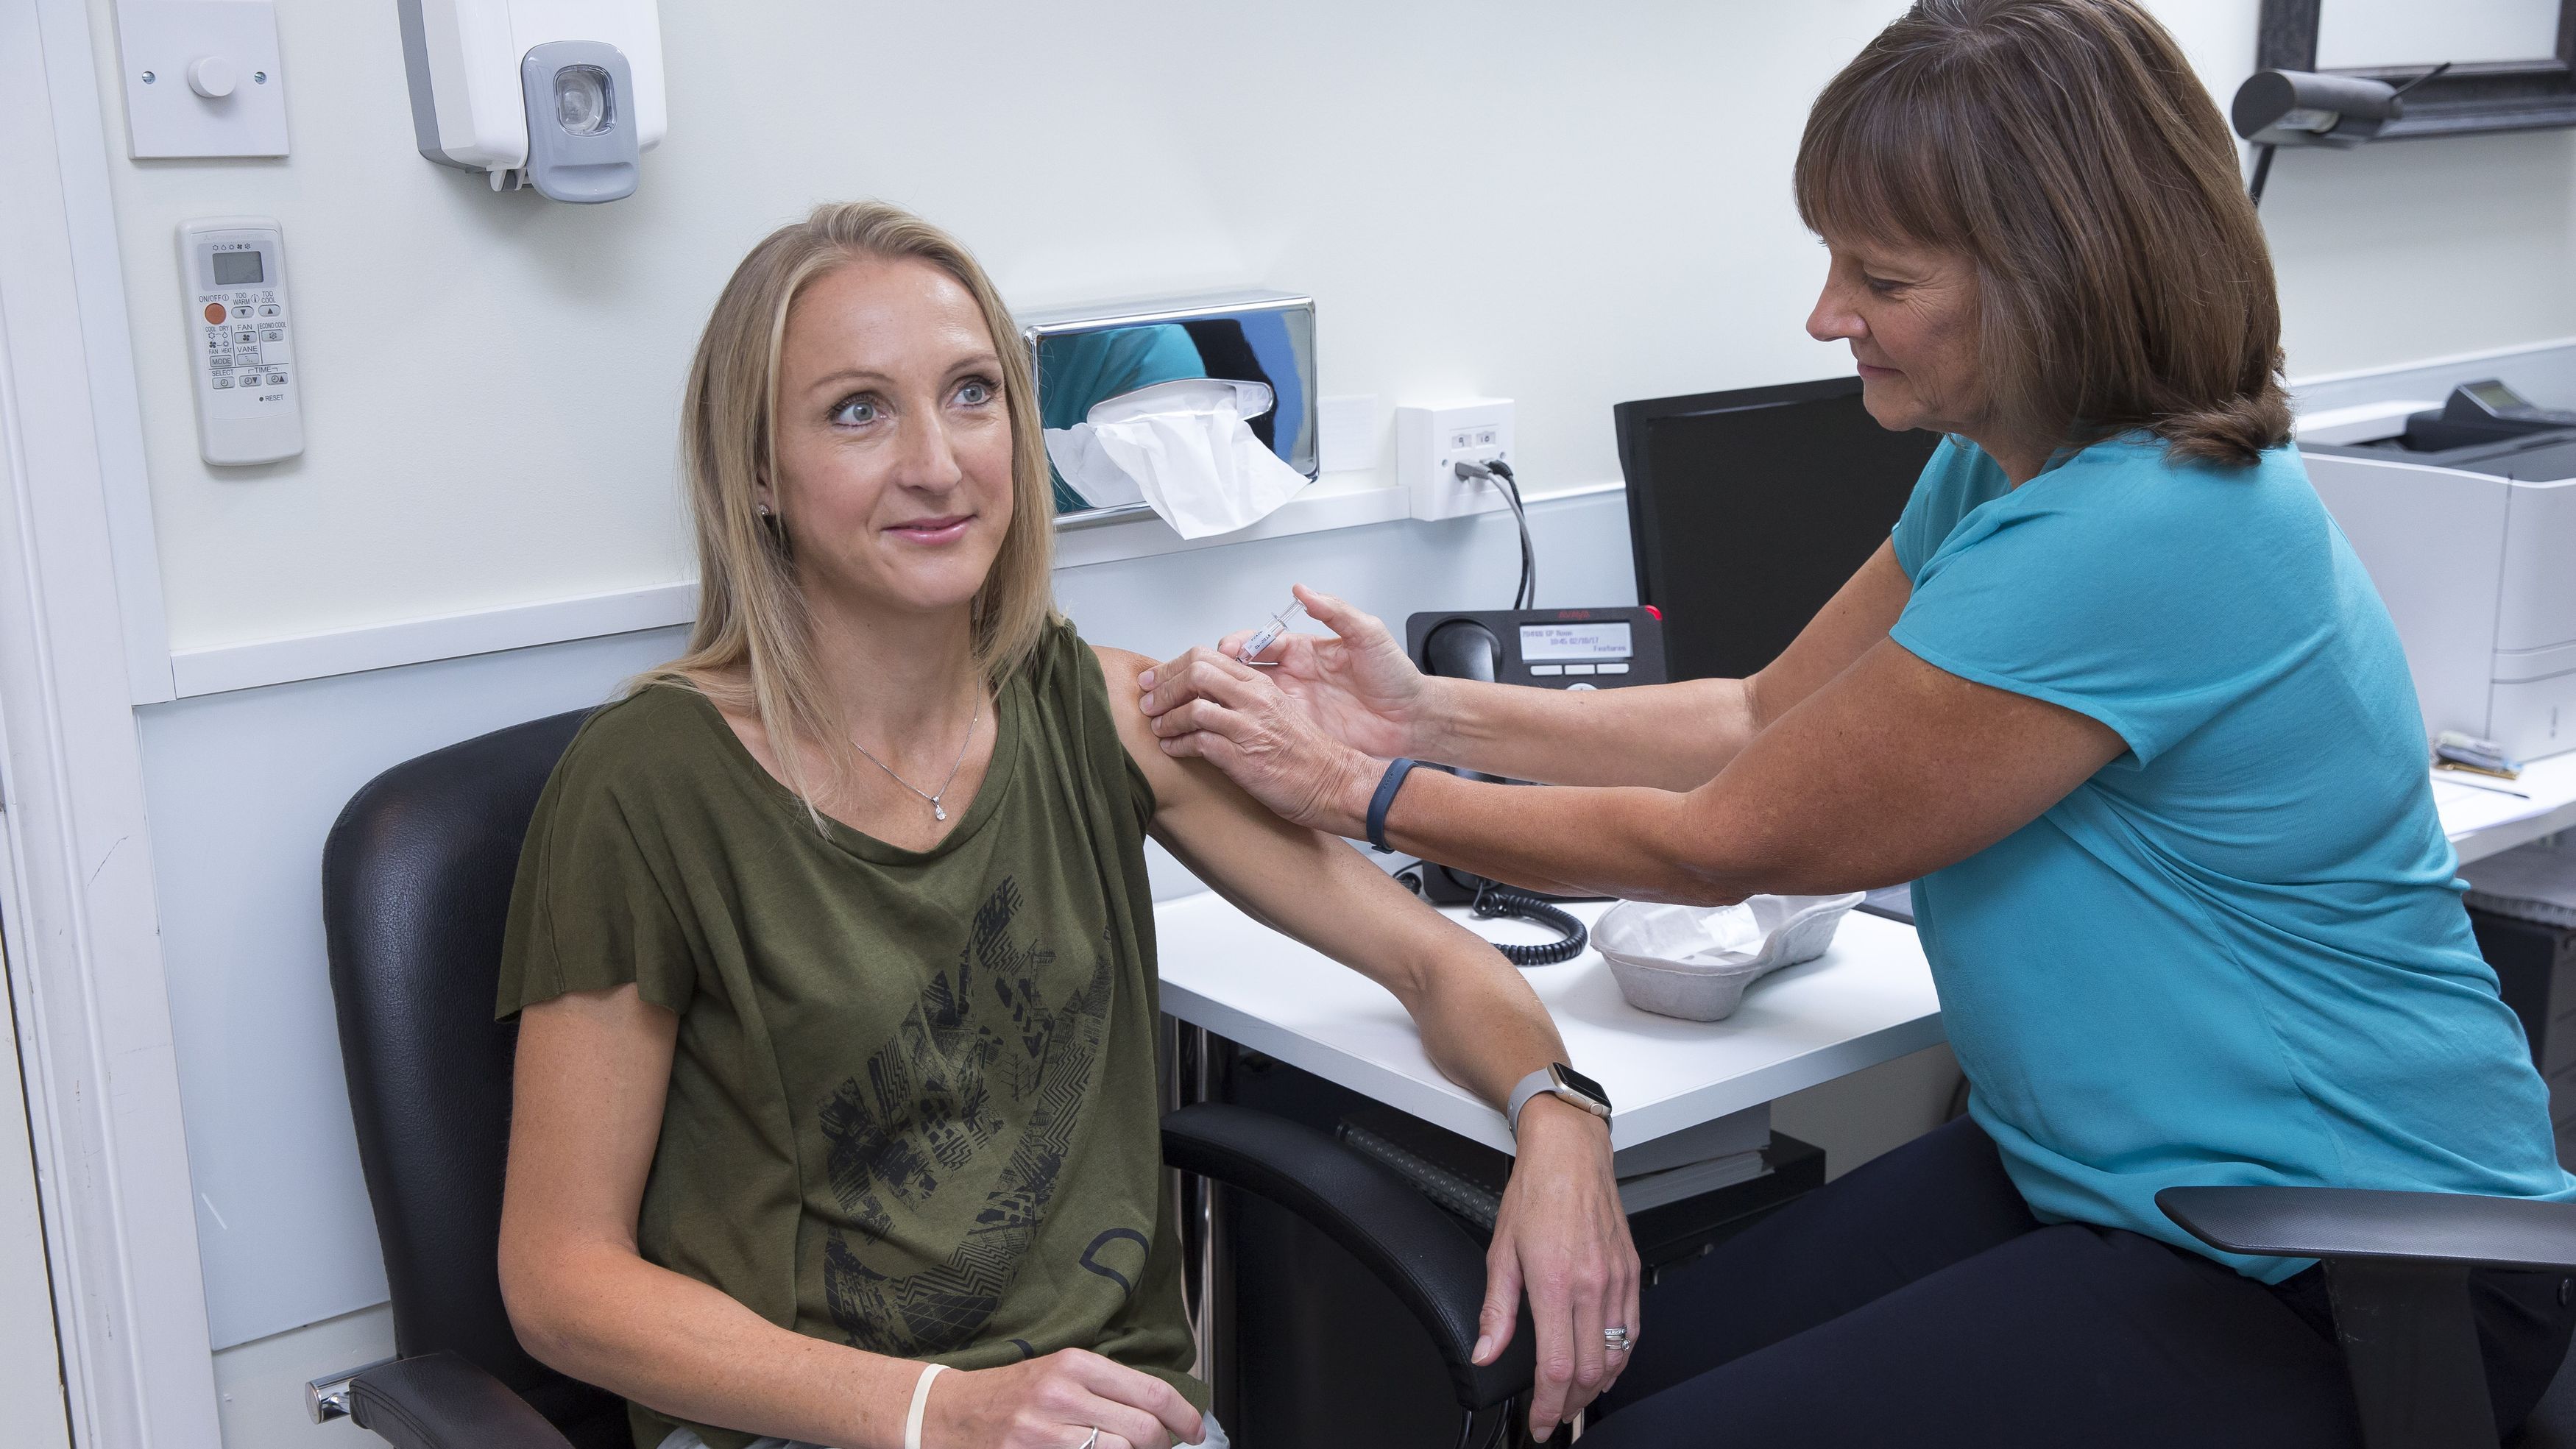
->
[1396,398,1515,521]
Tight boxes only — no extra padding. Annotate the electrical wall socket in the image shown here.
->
[1396,398,1515,521]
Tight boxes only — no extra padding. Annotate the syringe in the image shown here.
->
[1236,598,1307,666]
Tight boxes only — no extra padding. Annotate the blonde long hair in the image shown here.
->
[638,201,1057,818]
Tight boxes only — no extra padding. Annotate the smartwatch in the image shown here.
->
[1507,1063,1613,1136]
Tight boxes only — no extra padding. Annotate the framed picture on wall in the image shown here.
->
[2259,0,2576,135]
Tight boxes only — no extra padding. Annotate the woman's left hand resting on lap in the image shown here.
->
[1097,647,1639,1438]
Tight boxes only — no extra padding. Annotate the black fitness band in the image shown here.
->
[1367,757,1419,851]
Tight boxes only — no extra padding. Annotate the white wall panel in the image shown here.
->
[139,626,686,1347]
[143,490,1632,1347]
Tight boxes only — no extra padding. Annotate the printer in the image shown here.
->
[2303,380,2576,763]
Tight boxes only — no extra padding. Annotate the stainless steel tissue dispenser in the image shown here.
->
[1020,291,1317,528]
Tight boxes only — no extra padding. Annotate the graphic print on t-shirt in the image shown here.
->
[818,876,1117,1353]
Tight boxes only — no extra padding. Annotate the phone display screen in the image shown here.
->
[1519,621,1633,662]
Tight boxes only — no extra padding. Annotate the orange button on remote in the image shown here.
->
[203,302,226,325]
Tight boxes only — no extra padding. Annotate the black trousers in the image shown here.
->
[1582,1117,2576,1448]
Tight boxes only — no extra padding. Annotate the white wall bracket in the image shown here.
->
[113,0,289,159]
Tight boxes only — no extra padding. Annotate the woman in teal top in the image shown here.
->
[1131,1,2576,1442]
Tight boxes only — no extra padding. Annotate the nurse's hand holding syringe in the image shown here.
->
[1208,584,1430,762]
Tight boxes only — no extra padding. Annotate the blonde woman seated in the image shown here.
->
[491,202,1636,1449]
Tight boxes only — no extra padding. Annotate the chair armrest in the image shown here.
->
[1161,1102,1531,1411]
[2158,1185,2576,1270]
[349,1352,576,1449]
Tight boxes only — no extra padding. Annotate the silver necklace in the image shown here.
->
[851,690,981,822]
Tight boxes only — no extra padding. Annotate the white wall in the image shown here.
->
[89,0,2576,661]
[71,0,2576,1441]
[85,0,1897,655]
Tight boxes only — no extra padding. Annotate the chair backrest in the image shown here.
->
[322,709,625,1440]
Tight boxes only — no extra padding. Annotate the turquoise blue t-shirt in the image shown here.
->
[1892,433,2574,1282]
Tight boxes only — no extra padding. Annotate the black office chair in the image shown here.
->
[321,709,1534,1449]
[2160,1186,2576,1449]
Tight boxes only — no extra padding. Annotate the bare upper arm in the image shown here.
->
[500,985,678,1289]
[1685,636,2127,893]
[1095,643,1235,823]
[1744,540,1914,731]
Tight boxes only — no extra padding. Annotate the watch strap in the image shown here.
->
[1506,1066,1553,1136]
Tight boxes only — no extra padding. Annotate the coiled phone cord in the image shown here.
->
[1469,880,1589,967]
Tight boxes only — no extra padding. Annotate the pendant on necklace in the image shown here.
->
[933,801,948,821]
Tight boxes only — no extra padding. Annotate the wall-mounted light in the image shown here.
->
[2231,63,2450,205]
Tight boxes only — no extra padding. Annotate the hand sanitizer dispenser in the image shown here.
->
[396,1,665,203]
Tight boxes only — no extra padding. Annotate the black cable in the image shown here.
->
[2248,141,2274,207]
[1468,878,1588,966]
[1487,458,1536,609]
[1454,458,1536,609]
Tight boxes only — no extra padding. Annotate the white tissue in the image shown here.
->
[1043,378,1312,539]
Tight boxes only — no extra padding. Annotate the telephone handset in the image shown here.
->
[1394,606,1670,962]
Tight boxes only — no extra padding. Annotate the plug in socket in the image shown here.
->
[1397,399,1515,521]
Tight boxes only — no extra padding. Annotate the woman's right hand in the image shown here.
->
[1158,584,1433,761]
[924,1349,1206,1449]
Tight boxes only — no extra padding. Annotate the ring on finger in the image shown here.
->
[1075,1429,1100,1449]
[1604,1325,1632,1354]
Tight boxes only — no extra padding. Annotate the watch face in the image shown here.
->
[1556,1063,1610,1111]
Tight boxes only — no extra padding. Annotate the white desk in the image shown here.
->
[1153,763,2569,1166]
[2441,753,2576,867]
[1155,894,1942,1159]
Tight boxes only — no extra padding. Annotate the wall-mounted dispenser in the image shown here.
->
[1021,292,1318,535]
[395,1,665,203]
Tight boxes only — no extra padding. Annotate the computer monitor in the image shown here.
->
[1615,376,1942,682]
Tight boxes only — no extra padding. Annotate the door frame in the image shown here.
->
[0,1,224,1445]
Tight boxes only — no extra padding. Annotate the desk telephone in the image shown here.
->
[1394,606,1669,963]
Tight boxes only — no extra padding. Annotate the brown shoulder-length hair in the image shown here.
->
[636,201,1057,822]
[1796,0,2290,466]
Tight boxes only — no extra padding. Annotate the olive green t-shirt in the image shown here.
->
[495,620,1200,1449]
